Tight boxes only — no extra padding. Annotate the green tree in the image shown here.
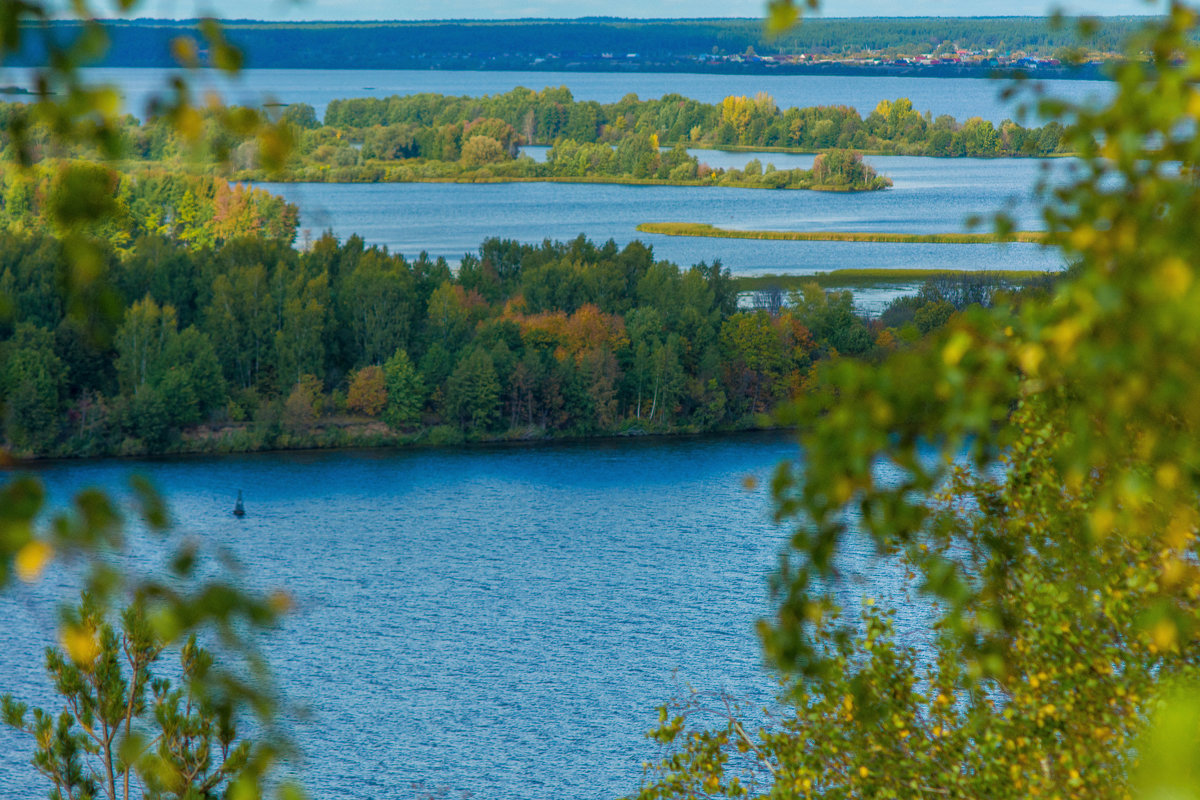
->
[382,349,425,428]
[445,347,500,432]
[281,103,319,130]
[114,296,178,395]
[274,273,328,390]
[719,311,786,415]
[206,265,273,390]
[159,326,226,426]
[2,324,67,452]
[3,598,256,800]
[460,135,507,167]
[339,250,414,366]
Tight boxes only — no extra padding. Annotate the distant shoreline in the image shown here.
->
[338,61,1114,82]
[8,16,1137,80]
[16,61,1114,82]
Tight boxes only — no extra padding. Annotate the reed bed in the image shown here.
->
[637,222,1048,244]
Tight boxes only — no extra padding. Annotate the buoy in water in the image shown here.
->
[233,490,246,517]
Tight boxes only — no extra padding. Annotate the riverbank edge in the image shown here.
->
[638,222,1049,243]
[1,417,788,466]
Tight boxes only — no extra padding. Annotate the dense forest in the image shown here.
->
[0,174,1031,458]
[6,17,1160,69]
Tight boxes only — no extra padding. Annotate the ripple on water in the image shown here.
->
[1,433,936,800]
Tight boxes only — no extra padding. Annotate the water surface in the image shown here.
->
[0,434,927,800]
[265,155,1070,277]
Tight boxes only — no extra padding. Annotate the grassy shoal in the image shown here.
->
[637,222,1048,244]
[734,269,1055,292]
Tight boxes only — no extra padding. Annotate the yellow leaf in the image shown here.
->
[176,106,203,142]
[170,35,199,67]
[1017,343,1045,376]
[15,540,53,583]
[60,625,99,665]
[269,590,295,614]
[1152,618,1177,651]
[93,88,121,119]
[1188,89,1200,118]
[1069,225,1096,251]
[766,0,799,36]
[1047,319,1082,357]
[942,332,971,366]
[1090,507,1116,538]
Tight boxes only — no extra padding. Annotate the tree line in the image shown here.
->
[0,215,1006,458]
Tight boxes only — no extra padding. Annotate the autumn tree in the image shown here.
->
[346,365,387,417]
[282,374,323,432]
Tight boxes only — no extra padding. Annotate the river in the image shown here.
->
[0,434,929,800]
[260,154,1070,283]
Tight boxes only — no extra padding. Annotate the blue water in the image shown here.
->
[264,155,1070,276]
[10,67,1113,124]
[0,434,928,800]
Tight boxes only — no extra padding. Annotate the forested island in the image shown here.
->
[2,88,1070,198]
[0,163,1050,458]
[2,96,904,191]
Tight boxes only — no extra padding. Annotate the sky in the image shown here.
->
[136,0,1166,20]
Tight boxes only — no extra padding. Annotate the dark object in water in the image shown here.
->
[233,490,246,517]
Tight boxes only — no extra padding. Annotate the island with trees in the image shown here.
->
[1,88,1075,195]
